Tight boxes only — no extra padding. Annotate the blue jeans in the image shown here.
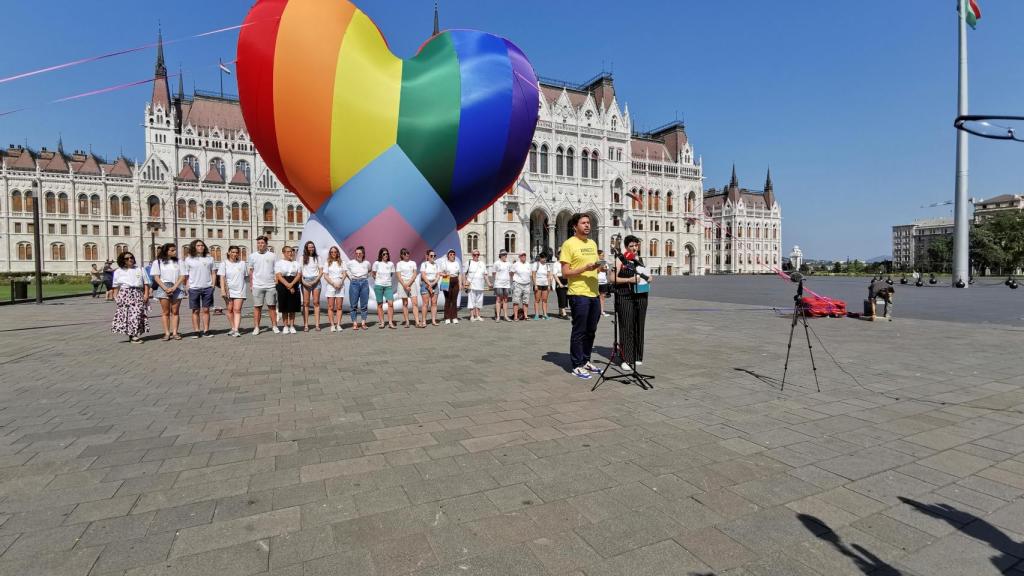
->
[569,295,601,369]
[349,278,369,322]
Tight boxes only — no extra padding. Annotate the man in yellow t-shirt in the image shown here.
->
[559,213,603,380]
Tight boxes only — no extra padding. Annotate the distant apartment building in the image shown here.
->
[891,218,954,270]
[974,194,1023,222]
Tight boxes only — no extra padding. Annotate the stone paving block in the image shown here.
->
[170,506,300,558]
[212,491,273,523]
[147,500,216,535]
[408,543,548,576]
[898,531,1017,576]
[574,509,680,558]
[302,548,374,576]
[92,532,176,574]
[268,525,334,570]
[124,539,270,576]
[484,483,542,513]
[370,532,438,574]
[850,513,936,554]
[133,477,248,514]
[0,481,122,514]
[918,449,995,478]
[0,546,102,576]
[729,474,821,507]
[674,526,757,571]
[299,455,387,483]
[0,504,74,535]
[527,531,603,574]
[846,470,937,505]
[584,539,711,576]
[0,522,86,559]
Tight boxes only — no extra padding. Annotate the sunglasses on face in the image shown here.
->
[125,256,135,260]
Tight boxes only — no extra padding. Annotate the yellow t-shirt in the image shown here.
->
[559,236,599,297]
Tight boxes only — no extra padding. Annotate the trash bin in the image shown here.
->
[11,280,29,300]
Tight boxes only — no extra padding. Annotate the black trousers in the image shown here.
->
[613,284,648,365]
[555,285,568,310]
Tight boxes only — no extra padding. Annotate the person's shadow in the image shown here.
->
[796,514,903,575]
[900,497,1024,573]
[540,351,573,373]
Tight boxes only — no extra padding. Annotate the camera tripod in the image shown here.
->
[594,286,654,391]
[781,279,820,392]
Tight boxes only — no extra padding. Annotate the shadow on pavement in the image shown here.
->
[900,497,1024,573]
[797,513,904,575]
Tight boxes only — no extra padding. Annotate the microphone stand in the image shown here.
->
[593,260,654,391]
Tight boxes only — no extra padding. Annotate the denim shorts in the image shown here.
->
[188,286,214,309]
[154,286,183,300]
[420,282,436,295]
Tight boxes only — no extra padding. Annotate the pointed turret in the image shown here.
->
[151,28,171,110]
[729,164,739,189]
[433,1,439,36]
[763,167,775,208]
[177,66,184,100]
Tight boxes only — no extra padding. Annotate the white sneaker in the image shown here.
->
[621,362,633,371]
[453,319,460,324]
[444,319,451,325]
[289,326,297,334]
[329,325,335,332]
[272,326,280,334]
[337,325,343,332]
[636,361,643,366]
[252,327,260,336]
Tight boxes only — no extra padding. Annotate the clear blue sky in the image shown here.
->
[2,0,1022,260]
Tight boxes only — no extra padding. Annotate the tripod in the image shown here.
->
[593,284,654,391]
[781,279,820,392]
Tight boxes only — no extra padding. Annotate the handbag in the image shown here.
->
[439,277,450,291]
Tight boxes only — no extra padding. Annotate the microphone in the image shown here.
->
[612,249,649,281]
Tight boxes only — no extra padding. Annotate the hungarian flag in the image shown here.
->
[964,0,981,29]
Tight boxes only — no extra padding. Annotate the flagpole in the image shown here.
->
[219,58,224,98]
[952,0,970,286]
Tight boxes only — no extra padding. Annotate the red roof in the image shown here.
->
[181,95,246,134]
[41,151,70,173]
[108,157,133,178]
[10,148,37,171]
[229,169,250,185]
[202,166,224,184]
[176,163,198,182]
[76,154,102,175]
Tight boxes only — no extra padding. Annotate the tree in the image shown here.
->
[924,237,952,273]
[799,262,810,273]
[971,212,1024,274]
[849,259,865,274]
[832,261,842,274]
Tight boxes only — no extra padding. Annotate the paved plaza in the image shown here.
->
[1,278,1024,575]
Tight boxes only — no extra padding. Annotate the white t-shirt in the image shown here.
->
[396,260,418,284]
[440,259,461,276]
[151,259,182,286]
[218,260,248,298]
[372,261,395,286]
[113,267,146,288]
[274,259,301,277]
[492,259,513,288]
[346,259,370,280]
[183,256,215,289]
[512,261,533,285]
[248,250,277,289]
[301,257,321,279]
[465,260,488,290]
[420,261,439,283]
[598,267,608,285]
[322,261,345,285]
[636,266,650,286]
[533,262,552,286]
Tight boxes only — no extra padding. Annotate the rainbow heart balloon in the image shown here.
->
[237,0,539,260]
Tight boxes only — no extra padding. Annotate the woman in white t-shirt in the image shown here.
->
[531,252,555,320]
[463,250,491,322]
[152,243,184,340]
[218,245,249,337]
[419,249,440,327]
[110,251,150,343]
[346,246,371,330]
[440,249,464,324]
[299,241,323,332]
[491,250,513,322]
[274,246,302,334]
[372,247,397,329]
[394,248,420,328]
[322,246,346,332]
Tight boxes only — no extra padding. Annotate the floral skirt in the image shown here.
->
[111,287,150,337]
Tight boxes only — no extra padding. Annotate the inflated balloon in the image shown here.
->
[237,0,540,264]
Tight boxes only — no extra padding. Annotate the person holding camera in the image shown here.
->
[559,213,603,380]
[612,235,651,371]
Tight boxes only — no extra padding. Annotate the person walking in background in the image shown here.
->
[395,248,420,328]
[346,246,371,330]
[299,241,322,332]
[597,249,611,317]
[511,251,533,321]
[110,252,150,343]
[322,246,346,332]
[532,252,554,320]
[102,259,116,301]
[248,236,279,335]
[372,247,397,329]
[151,243,184,341]
[880,285,895,321]
[559,213,603,380]
[90,264,103,298]
[219,245,249,337]
[182,239,216,338]
[440,249,463,325]
[274,245,302,334]
[420,249,440,326]
[491,249,513,322]
[612,235,651,371]
[464,249,489,322]
[553,260,569,319]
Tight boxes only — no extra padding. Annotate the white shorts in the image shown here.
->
[395,280,415,299]
[468,289,484,309]
[323,280,344,298]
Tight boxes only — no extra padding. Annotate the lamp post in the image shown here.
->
[31,180,43,304]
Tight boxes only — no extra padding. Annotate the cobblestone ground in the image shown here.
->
[1,292,1023,576]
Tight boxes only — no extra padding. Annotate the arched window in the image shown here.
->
[773,226,777,240]
[287,205,295,224]
[182,155,200,176]
[263,202,274,222]
[11,191,22,213]
[503,231,517,254]
[611,116,618,131]
[240,246,248,260]
[45,192,56,214]
[115,243,129,256]
[529,143,538,173]
[90,194,100,215]
[177,199,187,219]
[50,242,66,261]
[215,201,224,221]
[590,151,598,179]
[565,148,574,177]
[58,193,68,214]
[210,245,222,260]
[581,150,590,179]
[687,192,695,213]
[647,191,654,211]
[555,146,564,176]
[654,192,661,212]
[231,202,240,221]
[188,199,198,219]
[209,157,225,179]
[466,233,479,253]
[747,225,752,238]
[649,239,658,257]
[241,202,250,221]
[205,201,214,220]
[148,195,161,218]
[666,193,674,212]
[121,196,131,217]
[631,189,642,210]
[612,179,623,204]
[235,159,251,181]
[83,243,98,260]
[540,144,549,174]
[666,241,676,257]
[78,194,89,215]
[17,242,32,260]
[109,195,120,217]
[295,205,304,222]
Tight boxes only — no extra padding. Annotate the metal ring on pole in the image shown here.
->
[954,115,1024,142]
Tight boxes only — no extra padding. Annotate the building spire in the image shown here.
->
[155,26,167,78]
[729,163,739,189]
[433,1,439,36]
[177,66,184,99]
[764,166,773,192]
